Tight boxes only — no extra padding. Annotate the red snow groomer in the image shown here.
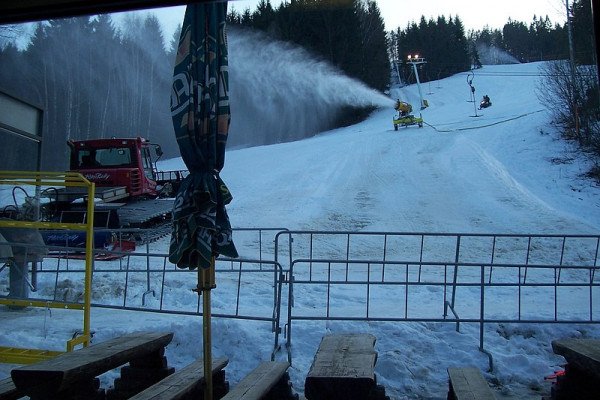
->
[29,137,188,256]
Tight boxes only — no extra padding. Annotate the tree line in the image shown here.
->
[388,0,594,84]
[388,15,470,84]
[469,0,593,65]
[197,0,596,91]
[0,0,391,171]
[0,14,179,170]
[0,0,597,173]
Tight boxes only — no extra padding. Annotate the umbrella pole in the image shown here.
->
[199,257,216,399]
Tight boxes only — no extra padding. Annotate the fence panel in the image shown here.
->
[2,230,599,368]
[1,237,285,360]
[285,256,600,366]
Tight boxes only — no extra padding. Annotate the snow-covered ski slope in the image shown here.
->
[197,62,599,234]
[164,62,600,399]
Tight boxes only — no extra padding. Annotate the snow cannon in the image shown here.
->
[393,100,423,130]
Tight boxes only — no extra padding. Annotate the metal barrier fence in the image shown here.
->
[275,231,600,367]
[284,258,600,368]
[1,228,600,368]
[274,230,600,286]
[1,235,285,360]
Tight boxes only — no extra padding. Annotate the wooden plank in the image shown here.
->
[307,333,376,379]
[0,377,21,400]
[552,339,600,378]
[222,361,289,400]
[447,367,496,400]
[11,331,173,397]
[129,357,228,400]
[304,333,377,400]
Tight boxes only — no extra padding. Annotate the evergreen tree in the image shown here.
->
[470,40,482,69]
[395,14,471,82]
[241,8,253,25]
[167,24,181,65]
[529,15,554,61]
[356,0,389,91]
[571,0,595,65]
[226,8,242,26]
[549,22,568,60]
[90,14,123,139]
[502,19,530,62]
[0,13,176,169]
[449,16,470,73]
[251,0,275,33]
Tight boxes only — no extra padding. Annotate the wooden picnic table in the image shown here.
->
[222,361,291,400]
[550,338,600,399]
[552,338,600,378]
[304,333,382,400]
[447,367,497,400]
[11,331,174,399]
[129,357,229,400]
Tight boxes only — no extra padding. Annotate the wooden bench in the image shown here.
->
[550,338,600,399]
[221,361,292,400]
[129,357,229,400]
[0,377,21,400]
[304,333,385,400]
[447,367,497,400]
[11,331,174,399]
[552,339,600,378]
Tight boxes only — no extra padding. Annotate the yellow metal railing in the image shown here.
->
[0,346,63,365]
[0,171,95,363]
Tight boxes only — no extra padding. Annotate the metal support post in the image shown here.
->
[198,259,216,400]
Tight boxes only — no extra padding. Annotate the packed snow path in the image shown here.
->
[211,63,599,234]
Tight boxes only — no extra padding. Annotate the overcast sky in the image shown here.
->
[146,0,567,42]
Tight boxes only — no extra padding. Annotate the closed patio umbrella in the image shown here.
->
[169,2,237,398]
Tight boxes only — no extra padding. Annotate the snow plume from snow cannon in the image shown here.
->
[227,28,393,147]
[476,43,520,65]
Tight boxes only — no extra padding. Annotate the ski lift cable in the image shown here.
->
[423,109,545,133]
[462,71,598,78]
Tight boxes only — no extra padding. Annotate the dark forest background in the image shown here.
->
[0,0,596,171]
[1,14,176,170]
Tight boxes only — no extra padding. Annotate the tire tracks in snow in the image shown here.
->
[453,136,580,232]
